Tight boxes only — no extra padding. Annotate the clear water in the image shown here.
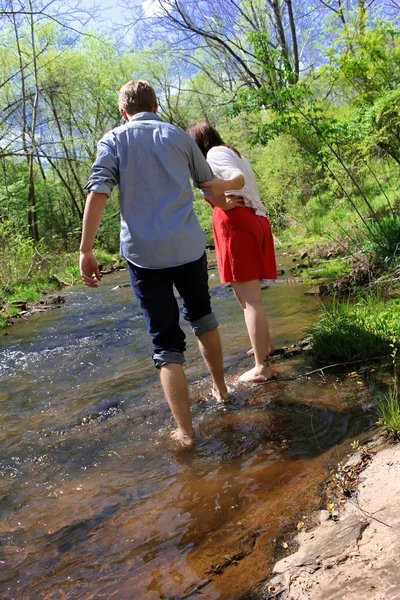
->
[0,255,376,599]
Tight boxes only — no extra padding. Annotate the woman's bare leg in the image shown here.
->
[232,286,275,357]
[246,343,275,356]
[231,280,273,382]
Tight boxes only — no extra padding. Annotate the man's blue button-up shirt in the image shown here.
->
[85,112,214,269]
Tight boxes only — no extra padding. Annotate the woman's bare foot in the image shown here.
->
[238,364,273,383]
[170,429,195,448]
[211,385,235,403]
[247,343,276,357]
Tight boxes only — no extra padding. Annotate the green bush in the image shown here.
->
[0,220,36,298]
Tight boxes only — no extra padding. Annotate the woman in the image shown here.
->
[187,122,277,383]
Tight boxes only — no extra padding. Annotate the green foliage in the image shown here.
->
[0,220,36,298]
[306,257,350,282]
[193,192,213,244]
[94,193,121,254]
[228,21,400,260]
[361,89,400,164]
[0,24,137,249]
[0,217,121,323]
[308,296,400,364]
[326,23,400,105]
[376,333,400,439]
[376,386,400,439]
[361,216,400,266]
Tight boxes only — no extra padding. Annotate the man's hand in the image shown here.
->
[224,195,245,211]
[80,250,102,288]
[200,175,228,196]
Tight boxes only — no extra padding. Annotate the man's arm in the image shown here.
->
[207,193,244,211]
[186,134,215,186]
[201,147,245,196]
[80,134,118,288]
[80,192,108,288]
[201,173,244,197]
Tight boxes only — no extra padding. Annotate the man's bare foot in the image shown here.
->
[247,343,276,357]
[238,365,273,383]
[170,429,195,448]
[211,385,235,403]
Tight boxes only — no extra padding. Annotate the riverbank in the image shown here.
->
[0,251,125,328]
[1,247,399,599]
[256,434,400,600]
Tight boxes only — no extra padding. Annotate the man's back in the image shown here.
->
[87,112,214,269]
[80,80,229,448]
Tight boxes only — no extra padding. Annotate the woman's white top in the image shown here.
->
[207,146,267,217]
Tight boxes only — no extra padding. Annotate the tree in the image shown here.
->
[0,5,137,245]
[128,0,302,89]
[0,0,94,240]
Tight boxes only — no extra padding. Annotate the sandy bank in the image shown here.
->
[261,438,400,600]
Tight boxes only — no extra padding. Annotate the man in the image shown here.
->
[80,80,240,446]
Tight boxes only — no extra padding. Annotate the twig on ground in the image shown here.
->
[348,500,392,529]
[259,356,388,384]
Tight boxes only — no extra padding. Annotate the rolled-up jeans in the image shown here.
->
[127,252,218,368]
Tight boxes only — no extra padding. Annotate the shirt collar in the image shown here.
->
[129,112,163,122]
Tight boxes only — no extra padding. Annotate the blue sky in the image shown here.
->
[75,0,171,33]
[76,0,128,31]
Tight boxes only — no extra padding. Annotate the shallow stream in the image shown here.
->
[0,253,376,599]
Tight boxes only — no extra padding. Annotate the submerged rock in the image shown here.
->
[304,285,330,296]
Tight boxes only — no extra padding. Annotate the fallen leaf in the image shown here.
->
[297,521,304,530]
[326,503,334,510]
[282,542,288,549]
[267,584,282,594]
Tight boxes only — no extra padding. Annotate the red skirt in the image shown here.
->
[212,206,277,283]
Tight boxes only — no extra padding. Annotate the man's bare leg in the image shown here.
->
[197,328,229,402]
[159,363,195,447]
[231,280,273,383]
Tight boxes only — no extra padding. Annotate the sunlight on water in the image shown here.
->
[0,255,376,599]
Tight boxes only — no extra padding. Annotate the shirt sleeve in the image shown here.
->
[207,146,243,181]
[186,135,214,187]
[84,134,119,197]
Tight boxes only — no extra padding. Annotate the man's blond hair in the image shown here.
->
[118,80,157,115]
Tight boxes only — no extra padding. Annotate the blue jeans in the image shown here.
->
[128,252,218,368]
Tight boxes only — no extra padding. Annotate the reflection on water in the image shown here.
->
[0,257,376,599]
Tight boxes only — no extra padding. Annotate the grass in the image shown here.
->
[308,295,400,363]
[303,257,350,283]
[278,228,326,248]
[0,246,121,327]
[376,385,400,440]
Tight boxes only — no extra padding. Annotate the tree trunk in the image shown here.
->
[11,1,39,241]
[285,0,299,83]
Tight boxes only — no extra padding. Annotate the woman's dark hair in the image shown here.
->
[186,121,241,158]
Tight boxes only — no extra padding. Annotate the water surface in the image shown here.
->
[0,255,376,599]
